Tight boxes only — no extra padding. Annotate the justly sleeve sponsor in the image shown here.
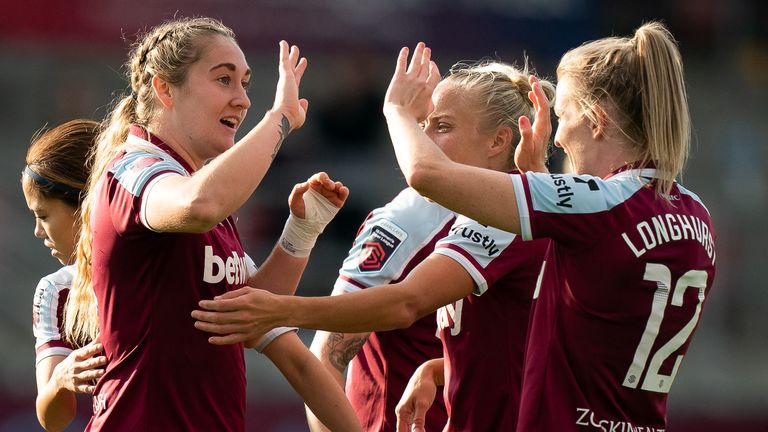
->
[433,215,518,295]
[514,171,647,244]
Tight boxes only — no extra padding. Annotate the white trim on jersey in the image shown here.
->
[511,173,532,241]
[37,347,73,365]
[33,266,75,364]
[252,327,299,353]
[333,278,362,295]
[140,172,180,232]
[677,183,711,215]
[336,187,455,290]
[434,247,489,295]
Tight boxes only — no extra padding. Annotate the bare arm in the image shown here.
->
[396,358,445,432]
[145,41,310,232]
[263,332,362,432]
[383,44,552,233]
[250,172,349,296]
[305,291,372,432]
[305,329,369,432]
[192,254,474,344]
[35,342,106,432]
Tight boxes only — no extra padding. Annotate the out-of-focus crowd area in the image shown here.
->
[1,1,766,430]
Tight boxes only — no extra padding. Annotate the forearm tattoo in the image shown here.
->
[271,114,292,159]
[326,332,367,374]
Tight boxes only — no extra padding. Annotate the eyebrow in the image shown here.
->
[210,63,252,77]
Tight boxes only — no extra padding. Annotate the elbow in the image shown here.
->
[403,159,440,196]
[35,397,70,432]
[179,191,228,233]
[389,294,423,329]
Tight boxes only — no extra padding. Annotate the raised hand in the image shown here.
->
[192,287,281,345]
[51,341,107,394]
[288,171,349,219]
[272,40,309,131]
[279,171,350,257]
[383,42,441,122]
[514,75,552,173]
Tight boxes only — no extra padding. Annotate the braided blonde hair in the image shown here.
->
[65,17,236,345]
[443,60,556,170]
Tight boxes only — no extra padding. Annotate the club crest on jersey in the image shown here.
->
[357,220,407,273]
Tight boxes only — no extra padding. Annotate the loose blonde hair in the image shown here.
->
[443,60,556,170]
[66,17,236,346]
[556,21,690,195]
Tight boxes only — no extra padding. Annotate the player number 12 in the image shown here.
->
[622,263,707,393]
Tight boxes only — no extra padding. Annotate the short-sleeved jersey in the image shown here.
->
[33,265,75,364]
[87,127,248,431]
[511,166,717,431]
[335,187,454,432]
[432,216,549,432]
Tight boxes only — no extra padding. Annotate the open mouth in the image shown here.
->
[220,117,239,130]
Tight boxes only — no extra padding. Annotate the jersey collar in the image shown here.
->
[128,125,195,174]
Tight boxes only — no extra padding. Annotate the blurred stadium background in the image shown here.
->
[1,0,766,430]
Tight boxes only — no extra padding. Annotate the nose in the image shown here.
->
[33,219,46,239]
[234,86,251,110]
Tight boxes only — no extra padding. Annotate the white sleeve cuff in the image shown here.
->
[251,326,298,353]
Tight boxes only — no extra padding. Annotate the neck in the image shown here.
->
[147,120,202,172]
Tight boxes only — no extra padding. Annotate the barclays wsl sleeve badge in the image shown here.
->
[357,219,407,273]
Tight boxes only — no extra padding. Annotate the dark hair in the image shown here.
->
[23,119,99,207]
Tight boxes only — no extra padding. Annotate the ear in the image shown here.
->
[488,126,513,158]
[590,106,607,140]
[152,75,173,109]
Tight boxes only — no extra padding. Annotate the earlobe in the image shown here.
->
[152,75,173,109]
[490,126,513,157]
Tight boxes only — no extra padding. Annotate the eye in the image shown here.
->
[242,80,251,91]
[217,75,232,85]
[436,123,451,132]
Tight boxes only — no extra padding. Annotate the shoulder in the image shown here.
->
[523,170,651,215]
[372,187,454,230]
[34,265,75,299]
[109,148,188,197]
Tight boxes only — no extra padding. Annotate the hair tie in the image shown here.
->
[24,165,82,196]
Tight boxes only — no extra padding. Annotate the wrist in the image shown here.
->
[279,213,319,257]
[382,104,411,118]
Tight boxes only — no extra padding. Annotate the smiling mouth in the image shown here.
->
[220,117,239,130]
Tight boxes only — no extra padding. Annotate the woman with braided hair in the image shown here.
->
[67,17,359,431]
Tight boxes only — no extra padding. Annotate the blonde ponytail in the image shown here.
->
[633,22,690,195]
[65,95,136,345]
[557,21,690,197]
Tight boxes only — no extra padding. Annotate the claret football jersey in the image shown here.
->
[432,215,548,431]
[335,187,453,432]
[87,126,248,431]
[511,166,716,431]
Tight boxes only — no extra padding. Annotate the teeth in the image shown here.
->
[221,117,238,128]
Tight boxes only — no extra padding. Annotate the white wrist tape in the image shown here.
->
[279,188,340,257]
